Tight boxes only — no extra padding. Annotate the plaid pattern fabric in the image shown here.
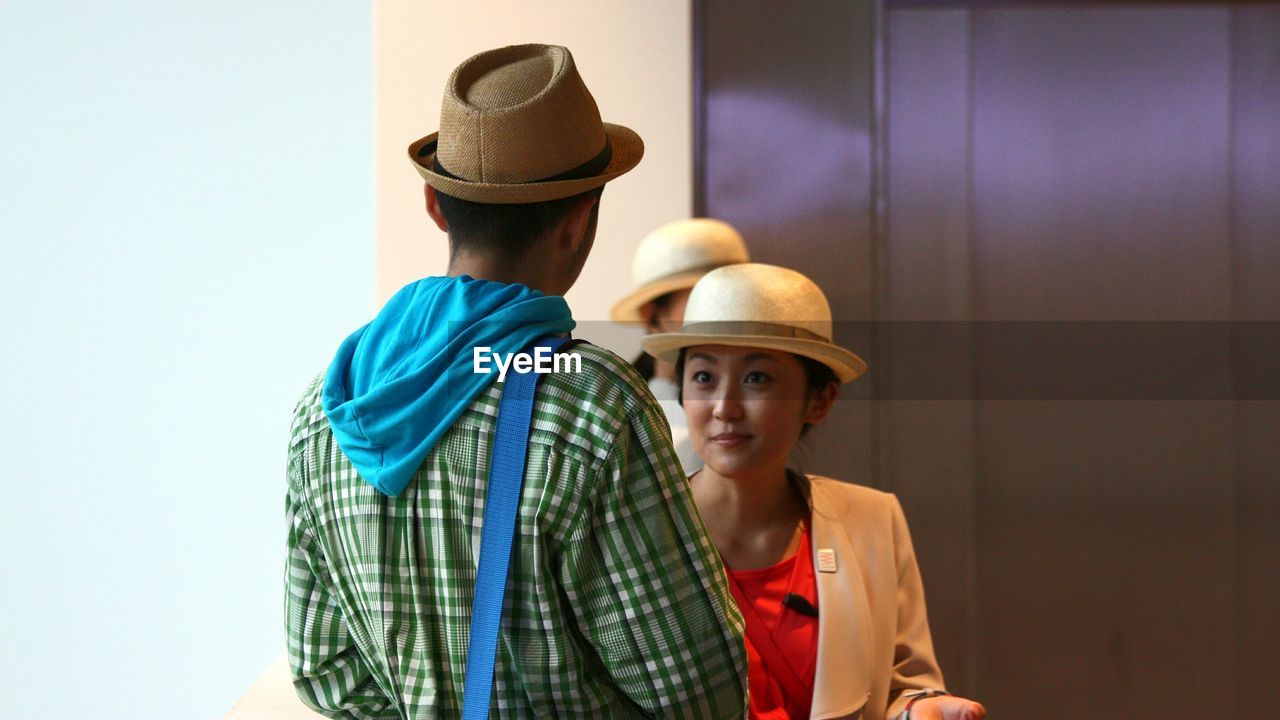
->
[285,343,747,719]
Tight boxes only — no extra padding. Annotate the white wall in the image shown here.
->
[0,2,371,718]
[0,2,691,716]
[375,0,693,353]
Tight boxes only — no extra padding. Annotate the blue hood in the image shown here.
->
[321,275,575,496]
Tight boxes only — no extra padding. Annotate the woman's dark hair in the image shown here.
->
[631,351,657,382]
[436,186,603,261]
[673,348,838,406]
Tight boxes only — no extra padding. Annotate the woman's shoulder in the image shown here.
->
[805,474,898,505]
[803,476,913,559]
[803,474,902,525]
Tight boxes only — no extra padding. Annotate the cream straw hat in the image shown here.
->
[642,263,868,383]
[407,44,643,204]
[610,218,749,322]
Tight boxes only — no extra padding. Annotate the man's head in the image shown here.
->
[408,44,643,293]
[425,184,602,296]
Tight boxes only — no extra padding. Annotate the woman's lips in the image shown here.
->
[710,432,750,447]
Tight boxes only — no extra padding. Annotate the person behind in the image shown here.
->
[611,218,749,473]
[643,263,986,720]
[285,45,746,718]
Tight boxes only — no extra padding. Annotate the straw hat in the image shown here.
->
[407,44,644,204]
[610,218,749,322]
[642,263,868,383]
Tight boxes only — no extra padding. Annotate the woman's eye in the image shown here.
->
[744,371,770,384]
[691,370,712,384]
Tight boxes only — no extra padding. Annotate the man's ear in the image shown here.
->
[558,193,599,252]
[803,380,839,426]
[424,184,449,232]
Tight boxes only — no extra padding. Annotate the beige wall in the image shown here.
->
[375,0,692,355]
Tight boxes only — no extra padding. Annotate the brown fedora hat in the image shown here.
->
[408,44,644,204]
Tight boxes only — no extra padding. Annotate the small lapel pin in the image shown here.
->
[817,548,838,573]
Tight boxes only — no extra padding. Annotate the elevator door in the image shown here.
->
[698,3,1280,717]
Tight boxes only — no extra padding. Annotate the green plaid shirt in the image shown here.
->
[285,343,747,718]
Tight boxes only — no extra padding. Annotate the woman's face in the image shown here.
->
[642,288,692,336]
[682,345,835,480]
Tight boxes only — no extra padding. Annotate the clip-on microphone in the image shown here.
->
[783,592,819,618]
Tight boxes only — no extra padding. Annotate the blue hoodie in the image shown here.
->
[321,275,575,496]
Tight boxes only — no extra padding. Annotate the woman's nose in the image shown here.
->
[712,386,744,421]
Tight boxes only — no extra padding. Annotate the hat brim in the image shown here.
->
[641,332,868,384]
[408,123,644,204]
[609,270,708,323]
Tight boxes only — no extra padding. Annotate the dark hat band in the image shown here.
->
[679,321,831,343]
[424,138,614,188]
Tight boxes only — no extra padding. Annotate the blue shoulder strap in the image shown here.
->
[461,335,572,720]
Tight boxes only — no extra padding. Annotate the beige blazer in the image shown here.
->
[802,475,946,720]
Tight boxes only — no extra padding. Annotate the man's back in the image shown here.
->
[285,343,747,718]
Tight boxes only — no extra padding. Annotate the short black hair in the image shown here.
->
[435,186,603,261]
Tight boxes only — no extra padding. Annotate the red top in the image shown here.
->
[726,525,820,720]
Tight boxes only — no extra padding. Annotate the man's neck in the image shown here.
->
[447,251,560,296]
